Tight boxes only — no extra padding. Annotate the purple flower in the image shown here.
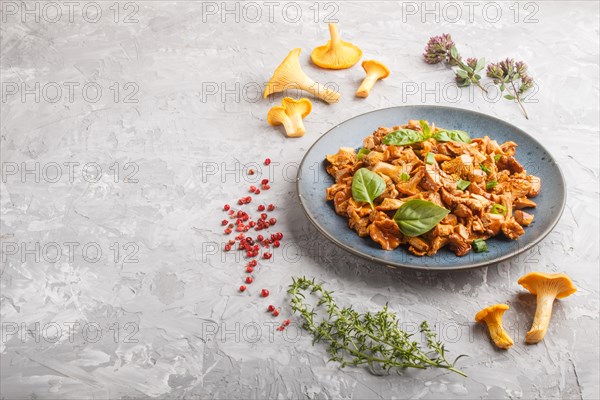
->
[499,58,516,75]
[515,61,528,77]
[520,75,534,93]
[423,34,454,64]
[486,62,505,83]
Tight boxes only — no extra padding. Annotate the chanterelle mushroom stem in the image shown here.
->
[527,293,556,343]
[328,23,341,47]
[356,75,379,97]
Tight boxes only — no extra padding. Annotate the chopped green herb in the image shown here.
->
[425,152,435,164]
[486,180,498,190]
[456,179,471,191]
[357,148,370,160]
[472,239,488,253]
[490,203,507,215]
[480,163,491,174]
[419,120,432,138]
[400,172,410,182]
[493,154,502,162]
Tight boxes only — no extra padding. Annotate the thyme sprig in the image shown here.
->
[288,277,467,377]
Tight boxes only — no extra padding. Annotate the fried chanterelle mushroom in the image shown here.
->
[324,120,541,257]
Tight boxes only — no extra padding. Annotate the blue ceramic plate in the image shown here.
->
[296,106,566,270]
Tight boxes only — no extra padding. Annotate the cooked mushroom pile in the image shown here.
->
[325,120,541,257]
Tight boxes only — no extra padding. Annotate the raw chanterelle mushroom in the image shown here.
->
[267,97,312,138]
[311,23,362,70]
[475,304,514,350]
[263,48,341,104]
[356,60,390,98]
[518,272,577,343]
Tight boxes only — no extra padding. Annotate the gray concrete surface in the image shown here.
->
[1,1,599,399]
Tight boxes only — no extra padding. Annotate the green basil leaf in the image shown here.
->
[419,120,431,138]
[393,199,450,237]
[433,129,471,143]
[357,148,370,160]
[382,129,427,146]
[351,168,386,209]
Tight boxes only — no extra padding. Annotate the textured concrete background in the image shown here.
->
[1,1,599,399]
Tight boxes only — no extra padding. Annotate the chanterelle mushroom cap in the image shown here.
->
[475,304,514,350]
[311,23,362,70]
[267,97,312,138]
[362,60,390,79]
[263,48,341,104]
[518,272,576,344]
[281,97,312,118]
[475,303,509,322]
[518,272,577,298]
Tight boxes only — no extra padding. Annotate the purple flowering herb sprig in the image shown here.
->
[486,59,534,119]
[424,34,487,94]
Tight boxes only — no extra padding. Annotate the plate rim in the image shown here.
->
[296,105,567,271]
